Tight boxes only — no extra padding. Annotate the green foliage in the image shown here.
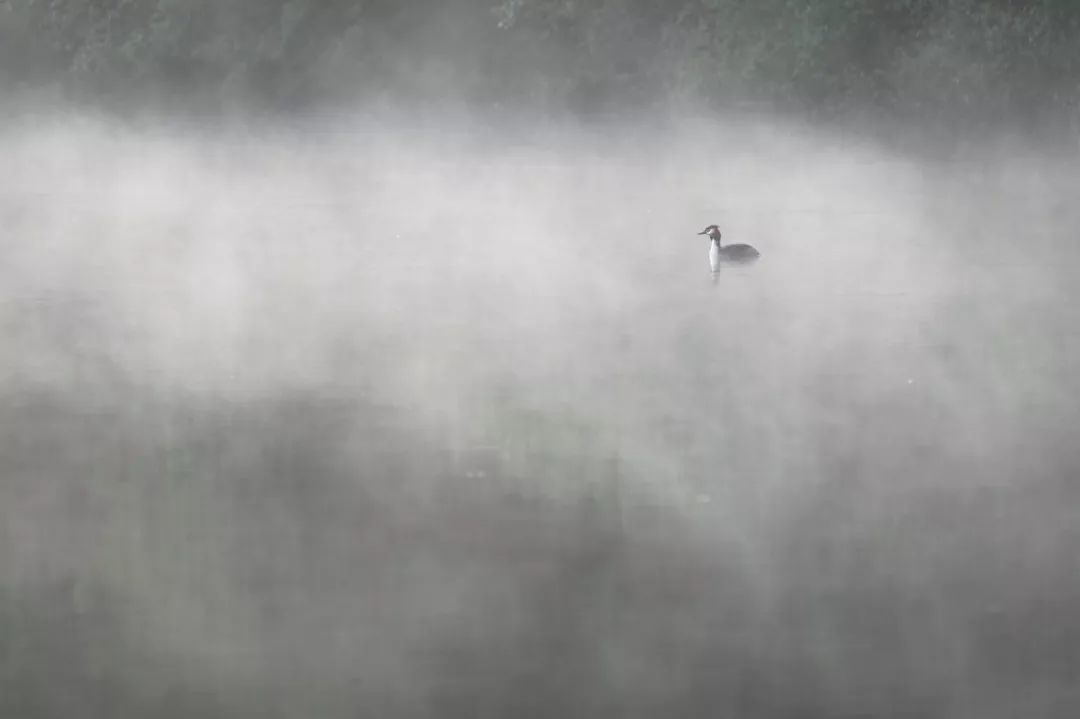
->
[1,0,1078,122]
[494,0,1080,123]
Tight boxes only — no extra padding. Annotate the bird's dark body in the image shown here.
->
[716,243,760,263]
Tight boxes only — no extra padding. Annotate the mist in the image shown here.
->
[2,95,1080,718]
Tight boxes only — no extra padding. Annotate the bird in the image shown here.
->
[698,224,759,280]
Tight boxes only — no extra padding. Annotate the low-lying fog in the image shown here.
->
[2,111,1079,717]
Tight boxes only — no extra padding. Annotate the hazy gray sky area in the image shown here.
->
[3,2,1080,718]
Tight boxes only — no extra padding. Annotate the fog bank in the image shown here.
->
[2,112,1079,717]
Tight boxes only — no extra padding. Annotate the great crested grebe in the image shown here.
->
[698,224,759,279]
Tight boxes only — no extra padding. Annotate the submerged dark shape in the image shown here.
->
[698,224,760,278]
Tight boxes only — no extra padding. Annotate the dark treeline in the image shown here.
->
[3,0,1080,126]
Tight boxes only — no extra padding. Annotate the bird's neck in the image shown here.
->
[711,235,722,247]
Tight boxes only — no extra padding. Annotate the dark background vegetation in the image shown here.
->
[3,0,1080,129]
[2,2,1080,719]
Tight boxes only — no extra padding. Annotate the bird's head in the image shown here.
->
[698,224,721,240]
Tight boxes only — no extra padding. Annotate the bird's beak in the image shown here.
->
[697,230,708,235]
